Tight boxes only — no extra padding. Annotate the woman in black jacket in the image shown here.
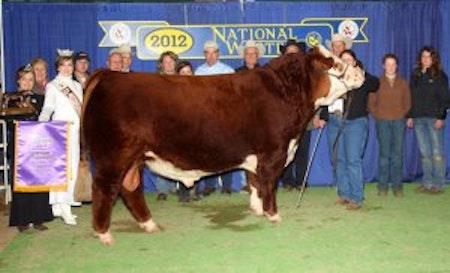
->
[407,46,450,194]
[317,50,379,210]
[7,65,53,231]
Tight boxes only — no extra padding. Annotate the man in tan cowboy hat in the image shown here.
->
[107,48,123,72]
[326,33,353,56]
[236,40,265,72]
[117,43,133,72]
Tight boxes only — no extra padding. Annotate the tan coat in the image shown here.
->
[368,74,411,120]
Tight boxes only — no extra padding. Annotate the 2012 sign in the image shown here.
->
[144,28,193,55]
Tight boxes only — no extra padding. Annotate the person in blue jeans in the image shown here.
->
[407,46,450,194]
[318,49,379,210]
[195,40,242,196]
[278,39,311,191]
[154,50,180,201]
[368,54,411,197]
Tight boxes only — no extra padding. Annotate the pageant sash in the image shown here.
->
[14,121,70,192]
[53,80,82,117]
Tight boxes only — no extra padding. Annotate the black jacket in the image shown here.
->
[235,63,260,72]
[407,68,450,119]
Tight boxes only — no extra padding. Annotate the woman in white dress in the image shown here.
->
[39,49,83,225]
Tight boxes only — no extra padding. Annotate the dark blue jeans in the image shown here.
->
[203,171,236,191]
[414,118,446,190]
[375,119,405,192]
[327,115,368,205]
[281,130,311,187]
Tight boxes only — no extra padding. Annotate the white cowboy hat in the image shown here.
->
[116,43,134,55]
[108,48,120,56]
[325,33,353,51]
[203,40,219,51]
[237,40,265,57]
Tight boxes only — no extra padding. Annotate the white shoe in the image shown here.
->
[62,214,77,225]
[52,204,62,217]
[60,204,77,225]
[71,202,82,206]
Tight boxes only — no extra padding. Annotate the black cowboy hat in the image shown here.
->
[74,51,90,62]
[279,39,307,55]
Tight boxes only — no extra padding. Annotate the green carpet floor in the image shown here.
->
[1,183,450,273]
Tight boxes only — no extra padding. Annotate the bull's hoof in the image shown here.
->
[265,213,282,223]
[250,206,264,216]
[139,219,160,233]
[97,231,114,245]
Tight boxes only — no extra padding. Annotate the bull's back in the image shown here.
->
[85,71,280,128]
[83,70,292,167]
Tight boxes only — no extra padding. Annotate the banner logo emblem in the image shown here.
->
[338,20,359,39]
[109,23,132,45]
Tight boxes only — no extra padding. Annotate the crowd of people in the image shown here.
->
[3,33,449,232]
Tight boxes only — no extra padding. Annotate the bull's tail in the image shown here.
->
[80,69,107,165]
[80,69,108,161]
[82,69,107,122]
[75,69,108,202]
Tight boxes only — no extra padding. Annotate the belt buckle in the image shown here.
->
[332,110,343,118]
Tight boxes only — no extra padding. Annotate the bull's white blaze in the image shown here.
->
[315,44,365,109]
[144,151,258,187]
[315,75,349,107]
[98,230,114,245]
[249,185,263,216]
[285,138,298,167]
[139,218,159,233]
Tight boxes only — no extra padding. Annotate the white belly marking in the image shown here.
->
[144,151,258,187]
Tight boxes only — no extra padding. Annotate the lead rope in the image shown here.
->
[296,126,323,209]
[296,64,354,208]
[296,92,353,208]
[331,93,353,170]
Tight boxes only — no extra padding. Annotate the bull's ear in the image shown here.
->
[309,54,334,70]
[311,46,321,55]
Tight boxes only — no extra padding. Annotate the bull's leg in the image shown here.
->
[261,178,282,223]
[120,171,159,234]
[258,160,285,223]
[246,172,263,216]
[92,173,121,245]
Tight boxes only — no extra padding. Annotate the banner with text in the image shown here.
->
[99,18,368,60]
[14,121,70,192]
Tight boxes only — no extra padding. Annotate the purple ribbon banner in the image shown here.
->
[14,121,70,192]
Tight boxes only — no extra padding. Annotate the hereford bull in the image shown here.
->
[83,45,364,245]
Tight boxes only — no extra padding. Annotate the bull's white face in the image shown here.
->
[314,45,365,108]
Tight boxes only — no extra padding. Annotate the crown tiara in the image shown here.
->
[23,63,33,72]
[57,48,74,57]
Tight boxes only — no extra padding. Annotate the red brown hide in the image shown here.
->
[83,47,336,242]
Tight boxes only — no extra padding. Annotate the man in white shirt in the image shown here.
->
[195,40,234,75]
[195,41,240,196]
